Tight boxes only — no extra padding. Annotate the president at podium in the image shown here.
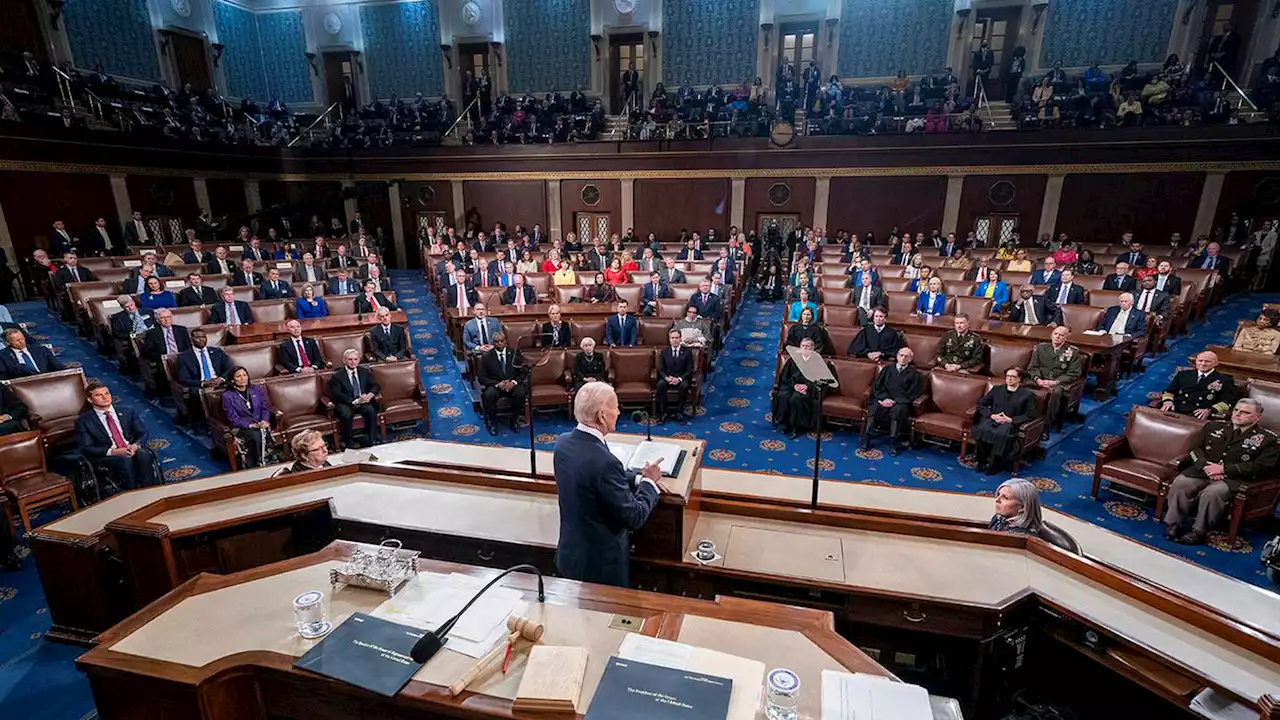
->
[553,382,670,587]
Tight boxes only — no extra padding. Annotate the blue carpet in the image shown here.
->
[1,270,1276,719]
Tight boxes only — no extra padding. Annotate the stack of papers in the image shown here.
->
[618,634,764,720]
[371,572,527,658]
[821,671,932,720]
[1190,688,1257,720]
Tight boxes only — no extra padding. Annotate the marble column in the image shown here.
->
[109,175,132,227]
[730,178,746,232]
[451,181,466,229]
[0,198,17,275]
[244,180,262,215]
[341,180,358,226]
[621,178,635,233]
[813,177,831,231]
[941,175,965,235]
[193,177,211,215]
[388,182,406,268]
[547,180,563,239]
[1191,172,1226,242]
[1037,174,1066,241]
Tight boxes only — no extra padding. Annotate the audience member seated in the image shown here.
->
[295,283,328,319]
[138,275,176,310]
[1234,313,1280,354]
[934,313,985,372]
[971,367,1037,475]
[989,478,1043,535]
[1074,249,1102,276]
[0,327,64,379]
[784,306,826,353]
[52,252,96,288]
[1007,284,1060,326]
[1161,351,1237,420]
[538,305,572,348]
[640,271,671,316]
[572,337,606,389]
[690,280,722,320]
[222,366,274,468]
[1134,256,1160,282]
[1005,249,1032,272]
[1046,269,1085,306]
[606,300,638,347]
[1027,326,1084,428]
[206,247,236,276]
[1163,399,1279,545]
[1104,262,1138,292]
[279,429,333,474]
[259,268,294,300]
[364,264,392,292]
[848,307,903,360]
[974,269,1010,312]
[329,348,381,448]
[292,253,324,284]
[673,304,713,348]
[110,294,155,343]
[784,286,815,322]
[477,333,526,435]
[852,273,885,324]
[1030,257,1062,286]
[209,286,253,325]
[915,276,947,316]
[355,279,396,313]
[502,274,537,308]
[860,347,920,455]
[444,270,476,311]
[277,320,324,374]
[656,330,694,421]
[1133,274,1172,326]
[1098,293,1146,336]
[0,383,29,436]
[463,303,503,357]
[74,381,158,490]
[772,337,822,439]
[175,327,230,393]
[141,308,190,363]
[177,273,218,306]
[943,246,972,271]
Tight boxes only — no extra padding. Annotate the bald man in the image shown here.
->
[1161,351,1237,420]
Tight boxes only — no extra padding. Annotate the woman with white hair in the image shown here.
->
[989,478,1043,535]
[571,336,606,390]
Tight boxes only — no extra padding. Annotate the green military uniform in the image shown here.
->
[1026,341,1084,422]
[1161,369,1236,418]
[933,330,986,372]
[1165,421,1280,535]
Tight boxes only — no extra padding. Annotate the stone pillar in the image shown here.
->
[621,178,635,233]
[941,175,965,235]
[388,182,406,268]
[0,198,18,274]
[1191,172,1226,241]
[1037,174,1066,241]
[193,177,211,215]
[109,175,132,227]
[244,180,262,215]
[813,177,831,231]
[341,179,358,227]
[451,181,466,229]
[730,178,746,232]
[547,180,563,239]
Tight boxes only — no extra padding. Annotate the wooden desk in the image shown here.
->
[228,310,408,343]
[77,542,895,720]
[1198,346,1280,384]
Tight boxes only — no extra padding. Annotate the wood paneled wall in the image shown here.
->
[634,179,731,241]
[1056,173,1204,245]
[1214,171,1280,229]
[827,177,948,240]
[206,178,248,220]
[461,181,546,234]
[125,175,199,220]
[560,180,621,240]
[354,182,393,243]
[743,178,815,232]
[0,171,116,258]
[957,174,1048,243]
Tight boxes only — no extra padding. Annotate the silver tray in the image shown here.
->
[329,539,419,597]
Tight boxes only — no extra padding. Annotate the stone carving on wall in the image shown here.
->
[614,0,636,15]
[170,0,192,19]
[324,12,342,35]
[461,1,482,27]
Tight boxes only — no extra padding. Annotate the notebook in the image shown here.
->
[607,440,687,478]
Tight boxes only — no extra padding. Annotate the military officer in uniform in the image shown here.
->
[932,313,986,373]
[1161,351,1236,420]
[1026,325,1084,433]
[1163,399,1279,545]
[860,347,921,456]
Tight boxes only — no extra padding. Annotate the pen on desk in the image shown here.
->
[502,640,513,673]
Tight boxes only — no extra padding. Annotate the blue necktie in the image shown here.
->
[19,350,37,372]
[199,350,214,380]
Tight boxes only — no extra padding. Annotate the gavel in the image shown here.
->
[447,615,545,697]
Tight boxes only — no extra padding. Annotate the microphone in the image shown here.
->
[409,564,546,664]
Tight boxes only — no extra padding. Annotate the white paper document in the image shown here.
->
[371,572,527,658]
[607,440,683,476]
[619,634,764,720]
[821,671,932,720]
[1190,688,1258,720]
[1082,329,1109,336]
[618,634,695,670]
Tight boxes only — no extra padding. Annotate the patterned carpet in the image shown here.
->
[0,270,1276,719]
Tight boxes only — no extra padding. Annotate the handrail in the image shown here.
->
[1212,61,1259,111]
[974,74,993,131]
[51,66,76,113]
[287,101,340,147]
[444,97,480,138]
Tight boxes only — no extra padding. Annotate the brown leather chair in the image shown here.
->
[228,285,256,304]
[639,317,674,345]
[911,370,990,458]
[979,379,1048,472]
[200,387,241,468]
[985,340,1032,377]
[525,273,553,298]
[501,320,539,349]
[821,359,879,429]
[1246,379,1280,433]
[370,360,430,440]
[555,285,584,304]
[318,333,366,367]
[6,369,87,450]
[934,268,967,282]
[902,332,941,368]
[823,305,859,327]
[1003,271,1032,288]
[524,349,571,413]
[198,324,230,346]
[884,291,919,314]
[881,277,912,293]
[263,373,339,451]
[608,347,656,407]
[656,299,687,319]
[570,319,606,345]
[1088,289,1126,310]
[822,288,852,306]
[613,284,643,311]
[327,295,357,316]
[954,296,994,319]
[250,299,289,324]
[1092,407,1205,509]
[670,284,699,301]
[224,341,279,379]
[477,287,504,308]
[169,306,208,327]
[948,282,977,297]
[820,275,849,289]
[292,281,326,297]
[0,430,77,535]
[1060,305,1105,334]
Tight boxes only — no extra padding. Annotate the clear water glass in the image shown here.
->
[292,590,330,639]
[765,668,800,720]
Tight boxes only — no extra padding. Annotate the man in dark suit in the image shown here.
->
[109,295,155,341]
[348,212,365,237]
[355,280,397,314]
[502,275,537,307]
[1152,261,1182,297]
[1194,242,1230,276]
[1134,274,1172,321]
[50,220,79,256]
[278,320,325,373]
[182,240,213,266]
[538,304,573,348]
[964,257,996,283]
[938,233,959,257]
[605,300,638,347]
[1103,262,1138,292]
[175,328,231,392]
[656,330,693,420]
[1007,285,1061,326]
[241,238,268,263]
[89,217,120,255]
[328,244,356,271]
[445,270,478,311]
[328,269,361,296]
[688,280,721,319]
[660,258,687,286]
[1097,294,1146,336]
[676,238,703,261]
[329,349,380,448]
[140,308,191,362]
[553,382,666,587]
[0,384,29,437]
[1161,351,1237,419]
[1030,258,1062,286]
[0,328,65,379]
[123,211,151,245]
[231,259,263,288]
[53,252,97,288]
[640,271,671,316]
[477,333,526,434]
[1045,269,1086,306]
[1119,237,1147,268]
[861,347,921,455]
[359,253,390,281]
[369,307,410,360]
[584,240,609,272]
[74,381,158,490]
[294,253,326,284]
[208,287,254,326]
[177,273,219,306]
[851,273,885,324]
[205,246,236,276]
[258,268,294,300]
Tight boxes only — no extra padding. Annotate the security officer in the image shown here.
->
[1161,351,1236,420]
[1026,325,1084,432]
[932,313,986,373]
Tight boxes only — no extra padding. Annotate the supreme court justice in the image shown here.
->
[971,367,1037,475]
[75,381,159,490]
[784,306,827,354]
[553,381,667,587]
[656,330,693,421]
[329,349,380,448]
[368,307,411,360]
[1163,399,1278,545]
[847,307,903,361]
[861,346,921,455]
[1026,325,1084,429]
[771,337,823,438]
[571,337,607,389]
[477,333,527,435]
[1161,351,1237,419]
[933,313,985,373]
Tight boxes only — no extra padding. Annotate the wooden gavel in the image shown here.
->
[447,615,545,697]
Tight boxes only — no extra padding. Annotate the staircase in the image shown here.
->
[983,100,1017,131]
[606,114,630,140]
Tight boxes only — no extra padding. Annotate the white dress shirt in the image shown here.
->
[95,407,129,449]
[1107,309,1130,335]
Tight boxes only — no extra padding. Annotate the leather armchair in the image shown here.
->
[607,347,656,407]
[223,341,279,380]
[954,296,994,320]
[820,359,878,430]
[985,340,1031,378]
[0,430,77,535]
[911,370,990,459]
[1092,406,1205,509]
[523,349,570,413]
[263,373,339,453]
[316,333,365,367]
[6,369,87,451]
[370,360,430,440]
[1245,379,1280,433]
[639,318,674,346]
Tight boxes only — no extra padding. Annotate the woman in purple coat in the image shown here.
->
[221,366,273,467]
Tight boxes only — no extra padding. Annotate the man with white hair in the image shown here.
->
[328,348,380,448]
[553,382,669,587]
[1097,292,1146,336]
[1160,351,1236,419]
[1163,399,1278,545]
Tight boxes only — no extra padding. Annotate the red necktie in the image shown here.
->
[516,288,525,308]
[104,411,128,449]
[297,339,310,368]
[457,290,465,310]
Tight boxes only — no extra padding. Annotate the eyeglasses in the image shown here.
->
[305,445,327,454]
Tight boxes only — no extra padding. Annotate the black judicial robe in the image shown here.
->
[785,322,828,355]
[847,324,903,359]
[972,385,1037,458]
[772,358,820,432]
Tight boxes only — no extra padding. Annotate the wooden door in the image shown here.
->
[974,213,1019,247]
[458,43,490,118]
[574,212,611,244]
[757,213,800,242]
[609,34,644,114]
[969,8,1021,101]
[323,52,356,111]
[171,34,211,92]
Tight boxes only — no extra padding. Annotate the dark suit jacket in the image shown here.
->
[1119,251,1148,267]
[241,247,269,263]
[177,286,219,307]
[1152,273,1182,297]
[553,428,660,587]
[539,322,572,348]
[354,293,396,314]
[1030,269,1061,286]
[109,308,155,340]
[328,254,356,271]
[204,258,237,276]
[175,346,231,388]
[1098,306,1148,336]
[1194,254,1230,275]
[0,344,66,379]
[141,324,192,361]
[478,347,525,387]
[1103,274,1137,292]
[659,268,687,286]
[1007,296,1061,326]
[231,270,263,287]
[1134,288,1172,318]
[964,266,998,282]
[208,301,253,325]
[329,365,379,406]
[53,266,97,288]
[444,284,478,309]
[676,248,703,261]
[1045,282,1086,306]
[605,314,638,346]
[277,336,324,372]
[182,250,214,265]
[369,324,410,359]
[658,346,693,382]
[328,278,361,295]
[258,279,294,299]
[75,406,149,460]
[851,284,884,311]
[688,292,721,318]
[502,285,536,306]
[123,222,147,244]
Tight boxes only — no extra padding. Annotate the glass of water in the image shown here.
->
[293,590,332,639]
[766,668,800,720]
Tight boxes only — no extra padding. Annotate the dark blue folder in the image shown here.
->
[585,656,733,720]
[293,612,426,697]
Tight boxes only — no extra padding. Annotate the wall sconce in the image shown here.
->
[490,41,503,66]
[46,0,65,30]
[1031,2,1049,33]
[211,43,225,67]
[954,9,971,39]
[647,30,659,56]
[440,44,452,69]
[760,23,773,52]
[1181,0,1198,25]
[305,51,318,76]
[824,18,838,48]
[590,34,602,61]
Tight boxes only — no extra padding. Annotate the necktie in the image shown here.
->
[227,303,239,325]
[350,370,360,396]
[1026,300,1038,324]
[370,294,381,311]
[1057,285,1068,304]
[104,411,128,449]
[499,350,506,373]
[516,288,525,308]
[132,312,146,334]
[165,328,177,354]
[297,340,310,368]
[479,321,488,346]
[457,289,466,310]
[979,268,987,281]
[1157,276,1166,290]
[199,349,213,380]
[1198,373,1206,383]
[861,286,870,308]
[1110,310,1127,334]
[274,281,280,294]
[72,267,80,282]
[1140,291,1151,311]
[20,350,36,372]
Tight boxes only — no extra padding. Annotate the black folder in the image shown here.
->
[293,612,426,697]
[585,656,733,720]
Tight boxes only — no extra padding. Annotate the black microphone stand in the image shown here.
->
[810,378,833,510]
[513,334,550,478]
[408,563,546,664]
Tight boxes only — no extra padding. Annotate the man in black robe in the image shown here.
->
[972,368,1037,475]
[772,338,822,439]
[847,307,902,361]
[861,347,921,456]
